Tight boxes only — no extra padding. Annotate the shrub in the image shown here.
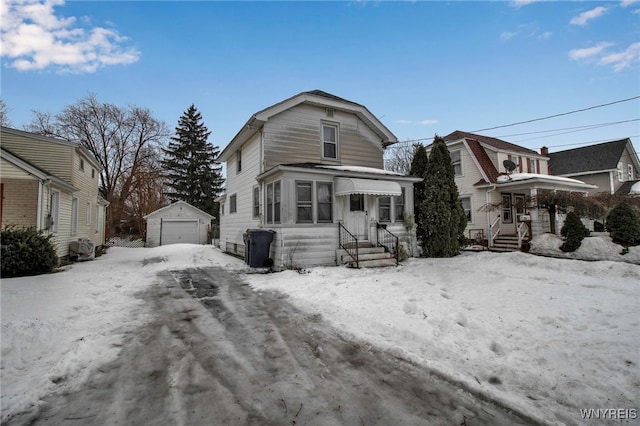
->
[560,211,590,252]
[606,201,640,247]
[1,226,59,278]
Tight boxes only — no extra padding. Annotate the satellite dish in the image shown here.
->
[503,160,517,173]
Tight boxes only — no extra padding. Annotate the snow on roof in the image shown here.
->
[319,165,405,176]
[496,172,593,186]
[631,181,640,195]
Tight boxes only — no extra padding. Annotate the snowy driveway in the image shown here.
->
[6,266,536,425]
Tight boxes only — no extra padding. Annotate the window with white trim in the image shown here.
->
[618,162,624,181]
[230,194,237,213]
[49,191,60,233]
[71,197,78,235]
[266,181,281,224]
[322,123,338,159]
[451,150,462,176]
[378,197,391,222]
[395,188,405,221]
[296,181,313,223]
[461,196,472,223]
[528,158,537,174]
[86,201,92,226]
[252,186,260,218]
[317,182,332,223]
[236,149,242,173]
[628,164,634,181]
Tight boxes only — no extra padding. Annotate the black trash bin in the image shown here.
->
[245,229,276,268]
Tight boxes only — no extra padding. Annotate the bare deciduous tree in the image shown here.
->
[384,141,419,174]
[0,98,11,127]
[26,94,171,237]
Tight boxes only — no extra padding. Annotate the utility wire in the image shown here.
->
[470,95,640,133]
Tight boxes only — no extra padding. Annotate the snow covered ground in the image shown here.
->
[2,241,639,425]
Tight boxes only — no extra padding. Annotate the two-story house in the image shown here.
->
[547,138,639,195]
[0,126,107,259]
[216,90,420,268]
[439,131,596,250]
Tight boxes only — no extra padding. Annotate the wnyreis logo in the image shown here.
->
[580,408,637,420]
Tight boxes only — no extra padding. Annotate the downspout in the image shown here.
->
[486,184,496,246]
[609,170,615,194]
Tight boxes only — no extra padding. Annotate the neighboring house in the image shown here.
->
[144,201,214,247]
[0,126,107,259]
[439,131,596,250]
[547,138,640,195]
[216,90,420,268]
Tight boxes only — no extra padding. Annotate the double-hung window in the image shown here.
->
[628,164,634,181]
[230,194,237,213]
[49,191,60,233]
[451,150,462,176]
[252,186,260,218]
[378,197,391,222]
[461,197,472,222]
[322,123,338,159]
[617,162,623,181]
[296,182,313,223]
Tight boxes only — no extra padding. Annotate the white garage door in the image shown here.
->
[161,220,199,245]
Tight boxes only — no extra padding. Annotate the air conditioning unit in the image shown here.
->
[69,238,95,261]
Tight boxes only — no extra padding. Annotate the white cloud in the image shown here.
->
[621,0,639,7]
[569,6,609,26]
[538,31,553,40]
[569,41,639,71]
[419,119,438,125]
[509,0,539,8]
[0,0,140,73]
[500,31,518,41]
[599,42,640,71]
[394,119,412,124]
[568,41,614,61]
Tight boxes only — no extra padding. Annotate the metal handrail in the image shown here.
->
[376,223,400,265]
[489,215,501,247]
[338,222,359,268]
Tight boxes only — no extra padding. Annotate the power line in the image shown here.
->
[471,95,640,133]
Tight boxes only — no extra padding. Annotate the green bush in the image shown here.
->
[560,211,590,252]
[1,226,59,278]
[606,201,640,247]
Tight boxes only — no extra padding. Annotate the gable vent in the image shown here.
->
[326,108,334,118]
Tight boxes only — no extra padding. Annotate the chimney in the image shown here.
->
[540,146,549,156]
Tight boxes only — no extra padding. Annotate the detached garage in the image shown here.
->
[144,201,214,247]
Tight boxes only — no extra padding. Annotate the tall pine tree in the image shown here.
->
[162,104,224,223]
[409,144,429,247]
[418,136,467,257]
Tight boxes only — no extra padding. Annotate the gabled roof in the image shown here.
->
[443,130,540,156]
[143,200,214,220]
[465,139,500,184]
[548,138,631,175]
[616,179,640,195]
[218,90,397,162]
[0,146,78,192]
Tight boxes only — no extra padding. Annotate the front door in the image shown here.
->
[500,193,516,235]
[345,194,369,240]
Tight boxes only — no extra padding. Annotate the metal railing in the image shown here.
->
[489,215,501,248]
[376,223,399,265]
[338,222,359,268]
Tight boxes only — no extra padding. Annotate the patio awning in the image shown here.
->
[335,178,402,197]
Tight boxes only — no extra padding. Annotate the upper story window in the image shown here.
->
[236,149,242,174]
[528,158,537,174]
[79,158,84,171]
[628,164,634,181]
[92,168,96,179]
[617,162,624,181]
[450,150,462,176]
[322,123,339,160]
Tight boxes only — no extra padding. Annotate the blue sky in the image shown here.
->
[2,0,639,157]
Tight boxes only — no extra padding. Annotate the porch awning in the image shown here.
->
[335,178,402,197]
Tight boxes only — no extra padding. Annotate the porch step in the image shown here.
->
[336,246,398,268]
[491,236,521,252]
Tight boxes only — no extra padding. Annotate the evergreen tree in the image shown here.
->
[162,105,224,222]
[606,201,640,246]
[409,144,429,247]
[560,211,590,252]
[418,136,467,257]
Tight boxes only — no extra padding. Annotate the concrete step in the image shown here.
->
[336,246,388,264]
[351,257,398,268]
